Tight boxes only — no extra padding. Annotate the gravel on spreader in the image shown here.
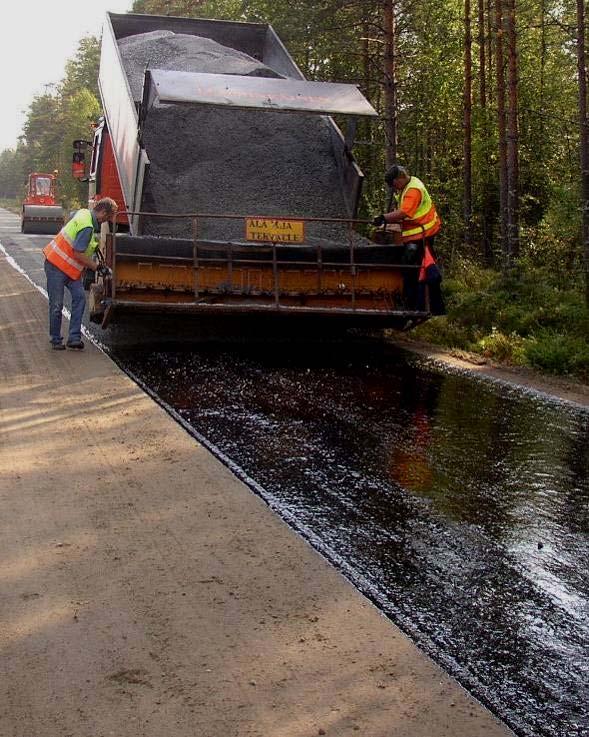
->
[118,31,362,245]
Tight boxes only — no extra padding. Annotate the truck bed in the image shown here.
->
[91,13,427,330]
[100,13,365,236]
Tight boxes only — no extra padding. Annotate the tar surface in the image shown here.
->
[115,339,589,737]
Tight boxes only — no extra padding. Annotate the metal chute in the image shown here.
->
[141,69,379,118]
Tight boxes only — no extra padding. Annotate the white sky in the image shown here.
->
[0,0,132,151]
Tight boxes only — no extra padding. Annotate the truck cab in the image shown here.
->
[72,119,129,228]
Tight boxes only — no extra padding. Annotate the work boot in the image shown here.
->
[51,342,66,351]
[66,341,84,350]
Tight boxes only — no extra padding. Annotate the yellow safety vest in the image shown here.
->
[43,209,98,280]
[397,176,441,242]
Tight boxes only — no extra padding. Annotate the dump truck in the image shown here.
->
[74,12,428,331]
[21,172,64,234]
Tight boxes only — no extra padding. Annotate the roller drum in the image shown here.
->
[21,205,64,235]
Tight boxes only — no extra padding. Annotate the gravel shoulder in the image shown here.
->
[389,334,589,408]
[0,248,516,736]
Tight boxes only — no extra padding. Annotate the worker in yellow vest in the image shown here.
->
[373,164,445,315]
[43,198,117,350]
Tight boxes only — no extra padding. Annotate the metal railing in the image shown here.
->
[109,209,419,311]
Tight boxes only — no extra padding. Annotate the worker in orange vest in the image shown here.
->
[373,164,445,315]
[43,198,117,350]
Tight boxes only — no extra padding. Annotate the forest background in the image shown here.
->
[0,0,588,380]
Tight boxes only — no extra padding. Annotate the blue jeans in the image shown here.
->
[44,260,86,345]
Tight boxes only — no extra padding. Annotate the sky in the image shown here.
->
[0,0,132,152]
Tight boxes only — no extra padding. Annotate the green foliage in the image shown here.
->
[0,36,101,210]
[411,315,475,349]
[19,93,61,173]
[59,37,101,100]
[414,256,589,380]
[518,185,584,290]
[0,198,21,215]
[477,328,526,364]
[523,331,589,379]
[0,150,25,199]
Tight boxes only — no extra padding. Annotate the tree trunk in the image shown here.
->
[362,25,371,98]
[540,0,546,137]
[576,0,589,305]
[383,0,398,166]
[464,0,474,247]
[506,0,519,261]
[495,0,509,261]
[479,0,494,262]
[487,0,494,86]
[361,16,375,190]
[478,0,487,107]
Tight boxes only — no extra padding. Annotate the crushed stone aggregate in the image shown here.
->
[118,31,364,244]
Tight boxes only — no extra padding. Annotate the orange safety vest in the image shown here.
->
[398,176,441,243]
[43,209,98,280]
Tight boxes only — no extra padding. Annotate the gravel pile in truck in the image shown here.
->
[118,31,362,245]
[119,30,283,99]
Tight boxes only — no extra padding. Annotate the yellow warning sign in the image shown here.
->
[245,217,305,243]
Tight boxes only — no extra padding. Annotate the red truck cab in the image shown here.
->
[72,119,129,227]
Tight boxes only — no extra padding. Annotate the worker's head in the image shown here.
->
[385,164,410,192]
[94,197,118,223]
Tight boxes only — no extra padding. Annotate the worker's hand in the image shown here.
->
[372,214,386,228]
[97,264,112,278]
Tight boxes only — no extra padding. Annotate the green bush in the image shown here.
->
[519,184,584,290]
[0,198,20,215]
[413,315,476,348]
[476,328,526,364]
[524,331,589,379]
[408,254,589,383]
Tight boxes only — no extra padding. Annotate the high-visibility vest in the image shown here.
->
[397,176,441,243]
[43,209,98,280]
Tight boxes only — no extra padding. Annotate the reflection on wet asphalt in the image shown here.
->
[115,339,589,737]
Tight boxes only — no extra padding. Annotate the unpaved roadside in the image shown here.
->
[0,250,514,737]
[388,334,589,409]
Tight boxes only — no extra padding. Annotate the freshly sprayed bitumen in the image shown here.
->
[117,339,589,737]
[118,31,362,244]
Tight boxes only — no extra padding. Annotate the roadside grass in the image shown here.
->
[412,256,589,382]
[0,198,21,216]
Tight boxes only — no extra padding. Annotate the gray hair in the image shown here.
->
[94,197,118,216]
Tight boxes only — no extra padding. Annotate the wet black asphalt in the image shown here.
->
[116,341,589,737]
